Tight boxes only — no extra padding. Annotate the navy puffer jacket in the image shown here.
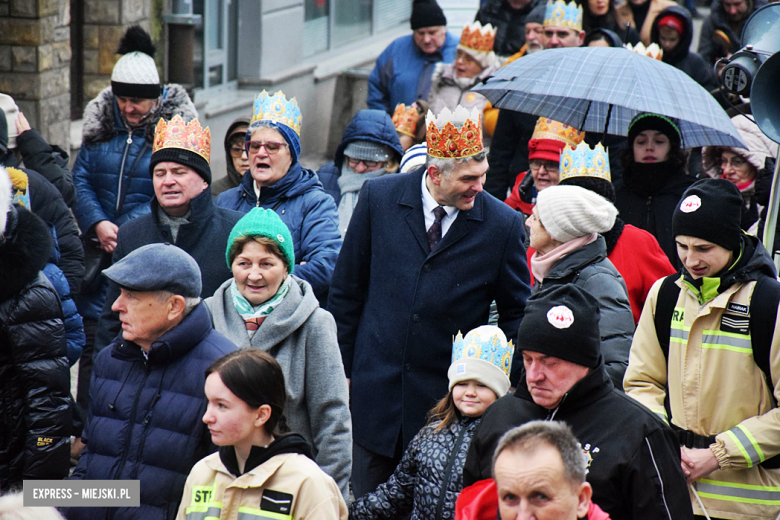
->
[215,163,341,302]
[317,109,403,205]
[350,416,479,520]
[65,304,236,520]
[0,206,71,490]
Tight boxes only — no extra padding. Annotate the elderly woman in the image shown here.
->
[215,90,341,304]
[614,113,695,268]
[204,207,351,501]
[703,115,775,235]
[317,109,403,236]
[525,183,634,389]
[428,22,500,137]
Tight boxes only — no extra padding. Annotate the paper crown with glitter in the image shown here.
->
[250,90,303,136]
[532,117,586,148]
[560,142,611,182]
[449,325,514,397]
[392,104,420,137]
[426,105,483,159]
[624,42,663,60]
[459,21,496,53]
[152,115,211,161]
[544,0,582,30]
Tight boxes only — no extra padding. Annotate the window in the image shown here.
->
[193,0,238,90]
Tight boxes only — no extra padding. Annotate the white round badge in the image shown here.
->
[547,305,574,329]
[679,195,701,213]
[277,234,285,242]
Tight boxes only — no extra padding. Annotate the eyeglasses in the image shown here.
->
[529,159,559,173]
[247,141,288,155]
[347,157,383,169]
[720,156,748,170]
[230,146,246,158]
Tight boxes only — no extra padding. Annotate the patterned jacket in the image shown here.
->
[350,416,479,520]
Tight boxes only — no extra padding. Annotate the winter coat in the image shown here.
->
[328,168,531,457]
[504,170,535,215]
[474,0,540,57]
[650,6,718,92]
[15,128,76,206]
[42,225,85,366]
[215,164,342,303]
[463,360,695,520]
[615,169,695,270]
[23,168,85,296]
[317,109,403,206]
[367,34,459,114]
[525,236,634,389]
[212,116,249,197]
[177,435,347,520]
[697,0,768,66]
[92,189,243,354]
[65,303,237,520]
[427,62,498,124]
[72,84,197,318]
[0,206,71,490]
[350,417,480,520]
[625,236,780,520]
[204,275,352,501]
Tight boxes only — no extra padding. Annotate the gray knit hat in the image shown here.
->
[344,140,393,162]
[535,185,617,242]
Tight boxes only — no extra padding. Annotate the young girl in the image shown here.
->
[349,325,513,520]
[176,349,347,520]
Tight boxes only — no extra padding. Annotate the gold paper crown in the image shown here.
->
[544,0,582,30]
[250,90,303,136]
[531,117,586,148]
[624,42,663,60]
[426,106,484,159]
[152,115,211,162]
[459,21,496,53]
[392,104,419,137]
[559,142,611,182]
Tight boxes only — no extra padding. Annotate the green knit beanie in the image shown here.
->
[225,208,295,273]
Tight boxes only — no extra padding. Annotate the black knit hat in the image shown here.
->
[628,113,682,148]
[411,0,447,30]
[518,284,601,368]
[672,178,742,251]
[149,148,212,184]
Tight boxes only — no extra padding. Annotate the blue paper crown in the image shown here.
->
[544,0,582,30]
[452,326,514,377]
[250,90,303,136]
[560,141,611,182]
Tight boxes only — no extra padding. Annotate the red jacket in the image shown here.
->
[528,224,675,323]
[455,479,611,520]
[503,171,534,215]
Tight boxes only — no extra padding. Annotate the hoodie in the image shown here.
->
[212,116,250,197]
[205,275,352,500]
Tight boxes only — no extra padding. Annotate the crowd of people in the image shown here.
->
[0,0,779,518]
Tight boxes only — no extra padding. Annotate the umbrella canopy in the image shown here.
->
[474,46,745,148]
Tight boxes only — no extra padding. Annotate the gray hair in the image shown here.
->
[153,291,202,317]
[492,420,586,486]
[426,150,488,176]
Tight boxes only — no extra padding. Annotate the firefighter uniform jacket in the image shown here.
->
[625,237,780,520]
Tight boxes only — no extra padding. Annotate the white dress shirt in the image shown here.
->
[421,173,458,237]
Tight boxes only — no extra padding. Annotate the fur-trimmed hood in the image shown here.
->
[0,205,53,301]
[81,84,197,146]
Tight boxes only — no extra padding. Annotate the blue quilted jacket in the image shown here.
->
[65,303,236,520]
[215,163,342,302]
[350,416,480,520]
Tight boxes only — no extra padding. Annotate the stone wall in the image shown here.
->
[0,0,72,150]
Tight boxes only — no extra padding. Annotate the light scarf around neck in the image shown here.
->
[531,233,597,282]
[230,276,292,337]
[337,162,388,236]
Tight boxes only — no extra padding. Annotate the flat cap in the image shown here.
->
[103,243,202,297]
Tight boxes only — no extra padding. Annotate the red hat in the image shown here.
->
[528,118,585,163]
[657,15,684,35]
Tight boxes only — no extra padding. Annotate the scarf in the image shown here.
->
[531,233,597,282]
[623,160,676,198]
[230,276,292,336]
[337,162,388,236]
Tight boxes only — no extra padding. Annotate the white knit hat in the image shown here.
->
[536,184,617,242]
[111,26,161,99]
[0,94,19,150]
[0,166,12,236]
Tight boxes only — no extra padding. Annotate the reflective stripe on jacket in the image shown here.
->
[625,275,780,519]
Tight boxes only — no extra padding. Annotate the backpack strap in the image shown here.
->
[749,275,780,397]
[654,273,682,361]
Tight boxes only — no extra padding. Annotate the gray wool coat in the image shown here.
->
[204,275,352,500]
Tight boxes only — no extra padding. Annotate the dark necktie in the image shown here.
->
[427,206,447,251]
